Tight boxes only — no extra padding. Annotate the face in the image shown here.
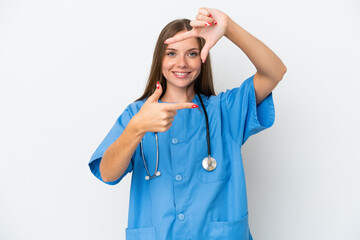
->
[162,30,201,90]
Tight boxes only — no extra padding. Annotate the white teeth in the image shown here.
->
[174,72,189,75]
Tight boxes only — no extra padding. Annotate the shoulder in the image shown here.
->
[207,74,255,106]
[114,99,146,125]
[124,98,146,117]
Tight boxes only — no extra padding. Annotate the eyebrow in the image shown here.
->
[165,48,199,51]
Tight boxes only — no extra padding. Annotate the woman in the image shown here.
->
[89,7,286,240]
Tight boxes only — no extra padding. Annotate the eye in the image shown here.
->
[167,51,176,56]
[188,52,199,57]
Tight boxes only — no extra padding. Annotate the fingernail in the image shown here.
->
[206,22,212,26]
[192,104,198,108]
[202,58,205,63]
[214,20,217,25]
[157,81,160,89]
[209,14,212,18]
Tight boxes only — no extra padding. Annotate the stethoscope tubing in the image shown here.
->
[140,132,160,180]
[141,92,213,180]
[196,92,211,159]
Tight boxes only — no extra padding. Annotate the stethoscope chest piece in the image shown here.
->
[202,156,217,171]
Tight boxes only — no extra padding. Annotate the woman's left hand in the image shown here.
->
[164,7,230,63]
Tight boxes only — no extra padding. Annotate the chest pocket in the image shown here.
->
[196,138,231,183]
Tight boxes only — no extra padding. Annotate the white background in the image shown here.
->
[1,0,359,239]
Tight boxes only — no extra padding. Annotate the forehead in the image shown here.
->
[165,31,199,50]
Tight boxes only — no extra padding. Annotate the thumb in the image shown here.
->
[147,81,162,102]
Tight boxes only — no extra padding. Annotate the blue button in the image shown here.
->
[178,214,185,220]
[172,138,179,144]
[175,175,182,181]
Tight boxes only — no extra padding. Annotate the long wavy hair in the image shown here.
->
[134,18,215,102]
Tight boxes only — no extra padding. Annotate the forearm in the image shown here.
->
[100,115,145,182]
[224,17,287,81]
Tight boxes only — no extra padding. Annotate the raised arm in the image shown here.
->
[164,7,287,105]
[224,17,287,105]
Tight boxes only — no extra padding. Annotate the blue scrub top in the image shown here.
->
[89,74,275,240]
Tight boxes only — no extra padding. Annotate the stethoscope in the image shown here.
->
[140,92,217,181]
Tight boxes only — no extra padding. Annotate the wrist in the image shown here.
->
[128,115,146,138]
[224,16,235,39]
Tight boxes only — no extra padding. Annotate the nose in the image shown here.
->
[176,55,188,68]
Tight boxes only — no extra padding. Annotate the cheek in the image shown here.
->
[162,60,173,71]
[193,62,201,72]
[162,66,171,77]
[190,58,201,68]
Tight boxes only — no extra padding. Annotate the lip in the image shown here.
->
[172,71,191,79]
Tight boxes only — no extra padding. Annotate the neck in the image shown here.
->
[160,84,196,103]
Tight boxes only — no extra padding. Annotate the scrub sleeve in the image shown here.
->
[88,107,135,185]
[222,74,275,146]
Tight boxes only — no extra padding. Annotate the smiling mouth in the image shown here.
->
[172,71,191,78]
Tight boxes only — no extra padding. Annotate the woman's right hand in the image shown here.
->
[132,82,199,133]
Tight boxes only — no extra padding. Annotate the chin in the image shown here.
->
[170,80,195,88]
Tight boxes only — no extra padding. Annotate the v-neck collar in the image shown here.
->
[158,93,201,104]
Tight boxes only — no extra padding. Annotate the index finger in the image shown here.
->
[164,30,195,44]
[162,102,199,110]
